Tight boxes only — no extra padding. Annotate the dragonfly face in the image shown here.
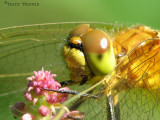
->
[0,22,160,120]
[63,24,116,84]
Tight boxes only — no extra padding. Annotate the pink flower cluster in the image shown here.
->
[24,68,68,105]
[10,68,84,120]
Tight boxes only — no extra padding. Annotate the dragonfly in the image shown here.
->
[0,22,160,120]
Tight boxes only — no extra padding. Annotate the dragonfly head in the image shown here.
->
[64,24,116,78]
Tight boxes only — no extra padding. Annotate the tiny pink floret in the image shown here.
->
[56,87,69,103]
[24,92,33,101]
[61,111,85,120]
[46,93,57,104]
[38,105,49,117]
[21,113,35,120]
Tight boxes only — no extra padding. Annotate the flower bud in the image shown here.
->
[38,105,49,117]
[21,113,35,120]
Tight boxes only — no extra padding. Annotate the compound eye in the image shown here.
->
[69,24,90,37]
[82,30,110,54]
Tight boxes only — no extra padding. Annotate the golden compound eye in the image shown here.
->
[82,30,111,54]
[70,37,82,45]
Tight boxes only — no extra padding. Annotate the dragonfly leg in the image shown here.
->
[60,75,88,86]
[60,80,74,86]
[79,75,88,85]
[44,88,98,98]
[107,94,120,120]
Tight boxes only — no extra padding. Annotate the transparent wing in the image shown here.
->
[0,22,124,119]
[58,38,160,120]
[115,38,160,120]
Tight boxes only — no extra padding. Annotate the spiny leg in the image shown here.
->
[107,94,120,120]
[60,75,89,86]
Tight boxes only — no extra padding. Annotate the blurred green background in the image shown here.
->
[0,0,160,29]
